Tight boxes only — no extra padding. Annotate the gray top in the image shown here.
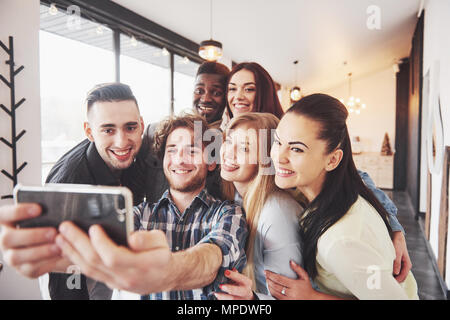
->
[236,190,303,299]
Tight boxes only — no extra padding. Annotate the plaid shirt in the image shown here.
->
[134,188,248,300]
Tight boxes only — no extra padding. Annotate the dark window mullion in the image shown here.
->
[113,29,120,82]
[170,52,174,115]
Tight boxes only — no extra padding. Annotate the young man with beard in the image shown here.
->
[0,113,248,300]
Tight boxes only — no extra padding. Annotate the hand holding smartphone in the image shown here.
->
[14,184,134,246]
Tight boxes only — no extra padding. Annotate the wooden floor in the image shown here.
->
[388,191,448,300]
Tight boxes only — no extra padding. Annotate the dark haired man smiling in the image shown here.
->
[44,83,146,300]
[192,61,230,127]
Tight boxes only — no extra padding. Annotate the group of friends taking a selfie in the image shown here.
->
[0,61,418,300]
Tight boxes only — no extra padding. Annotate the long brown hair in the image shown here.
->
[226,62,284,119]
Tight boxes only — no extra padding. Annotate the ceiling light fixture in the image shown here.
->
[290,60,301,102]
[161,47,169,56]
[130,35,138,47]
[96,25,104,35]
[340,72,366,115]
[49,3,58,15]
[199,0,223,61]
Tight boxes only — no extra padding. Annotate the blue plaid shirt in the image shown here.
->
[134,188,248,300]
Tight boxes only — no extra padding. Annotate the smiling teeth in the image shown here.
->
[277,169,294,174]
[174,170,190,174]
[113,150,130,156]
[225,161,239,168]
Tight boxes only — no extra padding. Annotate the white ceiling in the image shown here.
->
[111,0,421,93]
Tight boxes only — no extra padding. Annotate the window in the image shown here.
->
[174,54,200,115]
[120,34,171,126]
[39,1,205,183]
[40,4,115,182]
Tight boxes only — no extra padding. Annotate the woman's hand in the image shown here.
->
[214,269,255,300]
[265,260,318,300]
[392,231,412,283]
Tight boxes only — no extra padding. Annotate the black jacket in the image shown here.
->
[47,139,146,300]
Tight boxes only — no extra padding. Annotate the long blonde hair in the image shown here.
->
[221,112,280,289]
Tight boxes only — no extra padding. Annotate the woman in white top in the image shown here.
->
[213,112,304,300]
[265,93,418,300]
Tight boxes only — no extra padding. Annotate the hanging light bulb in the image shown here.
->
[96,25,104,35]
[130,35,138,47]
[199,40,223,61]
[161,47,169,56]
[290,86,302,101]
[49,3,58,15]
[290,60,302,102]
[341,72,366,115]
[182,56,190,64]
[199,0,223,61]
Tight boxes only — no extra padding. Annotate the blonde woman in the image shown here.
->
[213,112,303,300]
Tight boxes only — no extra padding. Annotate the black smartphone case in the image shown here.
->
[16,187,130,246]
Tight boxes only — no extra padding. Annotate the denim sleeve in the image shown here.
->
[358,170,404,234]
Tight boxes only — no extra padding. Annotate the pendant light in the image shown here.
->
[340,72,366,114]
[290,60,301,102]
[49,3,58,15]
[199,0,223,61]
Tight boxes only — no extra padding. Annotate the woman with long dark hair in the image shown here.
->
[266,94,418,299]
[220,62,284,130]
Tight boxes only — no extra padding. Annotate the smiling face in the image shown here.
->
[193,73,226,123]
[220,123,259,185]
[84,100,144,172]
[227,69,257,116]
[270,112,333,201]
[163,127,214,193]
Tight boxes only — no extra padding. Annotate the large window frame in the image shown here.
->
[40,0,205,115]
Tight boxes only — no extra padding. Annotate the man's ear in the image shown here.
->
[84,122,94,142]
[325,148,343,172]
[139,116,145,133]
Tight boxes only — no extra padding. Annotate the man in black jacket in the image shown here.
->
[45,83,147,299]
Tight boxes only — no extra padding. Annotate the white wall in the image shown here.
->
[0,0,42,299]
[422,0,450,289]
[324,67,397,153]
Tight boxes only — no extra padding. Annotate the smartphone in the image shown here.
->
[14,184,134,246]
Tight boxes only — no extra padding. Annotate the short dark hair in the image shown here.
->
[85,82,139,115]
[196,62,230,80]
